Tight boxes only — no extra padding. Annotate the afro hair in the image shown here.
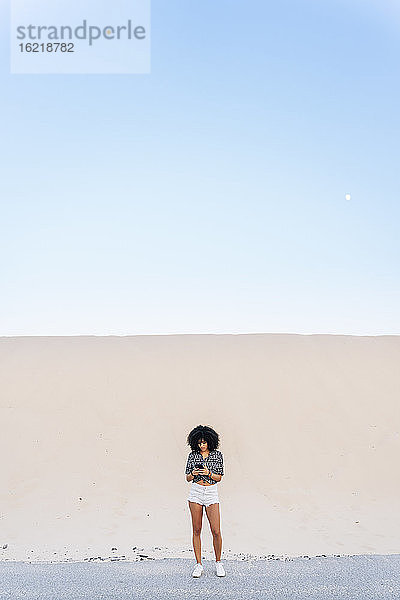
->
[187,424,220,453]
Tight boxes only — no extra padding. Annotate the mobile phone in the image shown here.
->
[194,463,204,469]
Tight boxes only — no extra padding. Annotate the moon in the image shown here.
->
[345,193,351,201]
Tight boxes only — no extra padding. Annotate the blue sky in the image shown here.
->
[1,0,399,335]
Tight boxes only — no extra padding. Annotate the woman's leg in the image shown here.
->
[205,503,222,561]
[188,501,204,563]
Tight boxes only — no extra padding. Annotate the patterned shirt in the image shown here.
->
[185,450,224,485]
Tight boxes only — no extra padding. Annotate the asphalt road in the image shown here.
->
[1,555,399,599]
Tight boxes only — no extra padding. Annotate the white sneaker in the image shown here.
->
[192,563,204,578]
[216,561,225,577]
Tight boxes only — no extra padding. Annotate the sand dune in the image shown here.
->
[0,334,399,561]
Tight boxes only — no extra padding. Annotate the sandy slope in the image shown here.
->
[0,334,399,561]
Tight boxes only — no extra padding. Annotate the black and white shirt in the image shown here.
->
[185,450,224,485]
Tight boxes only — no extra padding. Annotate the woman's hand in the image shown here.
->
[197,467,209,476]
[192,468,209,476]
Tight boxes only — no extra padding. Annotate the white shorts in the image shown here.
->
[187,482,219,507]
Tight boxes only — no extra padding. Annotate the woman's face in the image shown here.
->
[198,439,208,452]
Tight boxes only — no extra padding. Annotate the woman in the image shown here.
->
[185,424,225,578]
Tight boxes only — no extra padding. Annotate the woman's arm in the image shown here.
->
[186,467,201,482]
[185,454,195,481]
[197,467,222,482]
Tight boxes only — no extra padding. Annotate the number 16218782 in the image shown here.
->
[19,42,74,52]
